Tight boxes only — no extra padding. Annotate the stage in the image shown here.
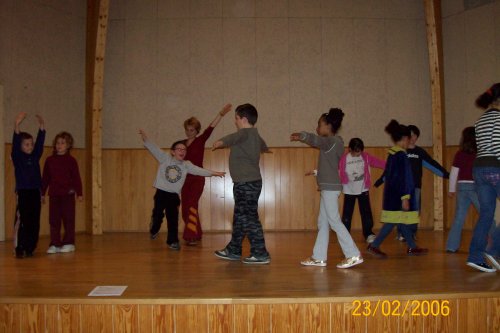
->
[0,231,499,332]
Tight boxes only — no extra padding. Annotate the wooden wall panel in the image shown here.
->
[4,145,477,237]
[0,298,498,333]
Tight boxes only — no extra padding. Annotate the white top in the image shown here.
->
[342,154,366,195]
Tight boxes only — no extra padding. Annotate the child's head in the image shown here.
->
[317,108,344,136]
[348,138,364,156]
[234,103,258,128]
[475,83,500,109]
[19,132,34,154]
[407,125,420,146]
[460,126,476,154]
[184,117,201,139]
[385,119,410,149]
[53,132,74,155]
[170,140,187,161]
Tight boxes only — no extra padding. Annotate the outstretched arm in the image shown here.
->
[35,114,45,131]
[209,103,232,128]
[14,112,27,134]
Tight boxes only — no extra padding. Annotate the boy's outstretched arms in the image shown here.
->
[35,114,45,130]
[212,140,224,151]
[14,112,27,134]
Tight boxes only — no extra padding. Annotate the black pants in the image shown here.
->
[341,191,374,240]
[150,189,181,245]
[15,189,41,254]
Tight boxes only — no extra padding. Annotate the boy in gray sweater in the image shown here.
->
[139,129,225,250]
[212,104,271,264]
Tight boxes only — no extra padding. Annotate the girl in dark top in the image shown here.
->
[446,127,478,253]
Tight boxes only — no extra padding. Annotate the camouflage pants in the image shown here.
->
[225,180,269,258]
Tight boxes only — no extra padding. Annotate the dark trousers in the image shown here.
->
[225,180,269,258]
[150,189,181,245]
[342,191,375,239]
[49,195,76,247]
[15,189,41,254]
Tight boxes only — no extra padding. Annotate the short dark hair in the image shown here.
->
[170,140,187,151]
[407,125,420,138]
[460,126,476,154]
[348,138,364,152]
[476,83,500,109]
[385,119,410,142]
[235,103,258,125]
[19,132,33,142]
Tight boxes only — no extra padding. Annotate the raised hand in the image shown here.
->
[138,129,148,142]
[35,114,45,129]
[219,103,232,116]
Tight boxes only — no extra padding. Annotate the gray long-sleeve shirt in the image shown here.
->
[144,140,213,194]
[299,132,344,191]
[220,127,268,183]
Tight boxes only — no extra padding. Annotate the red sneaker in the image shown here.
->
[407,247,428,256]
[367,244,387,258]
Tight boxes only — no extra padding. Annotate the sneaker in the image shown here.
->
[407,247,428,256]
[150,232,159,240]
[25,252,33,258]
[366,234,376,244]
[397,234,406,242]
[167,242,180,251]
[301,257,327,267]
[336,256,364,269]
[366,244,387,258]
[466,262,497,273]
[484,253,500,270]
[446,249,457,253]
[59,244,75,253]
[242,255,271,265]
[47,245,61,254]
[186,240,198,246]
[15,250,25,259]
[214,249,241,261]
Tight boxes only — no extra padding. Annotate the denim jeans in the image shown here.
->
[446,183,480,252]
[372,223,417,249]
[468,167,500,264]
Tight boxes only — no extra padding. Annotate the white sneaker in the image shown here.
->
[301,257,327,267]
[59,244,75,253]
[366,235,376,244]
[46,245,60,254]
[336,256,364,269]
[484,253,500,270]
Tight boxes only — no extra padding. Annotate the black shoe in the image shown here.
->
[466,262,496,273]
[15,251,24,259]
[167,242,180,251]
[25,252,33,257]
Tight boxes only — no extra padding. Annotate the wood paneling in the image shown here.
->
[4,145,478,238]
[0,298,498,333]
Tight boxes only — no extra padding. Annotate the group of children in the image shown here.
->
[11,97,497,271]
[12,112,82,258]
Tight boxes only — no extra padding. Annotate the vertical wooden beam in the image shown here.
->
[0,85,5,241]
[86,0,109,234]
[424,0,446,230]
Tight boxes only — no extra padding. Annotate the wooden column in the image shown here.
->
[0,85,5,241]
[424,0,446,230]
[86,0,110,234]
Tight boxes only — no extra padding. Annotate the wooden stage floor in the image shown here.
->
[1,230,498,302]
